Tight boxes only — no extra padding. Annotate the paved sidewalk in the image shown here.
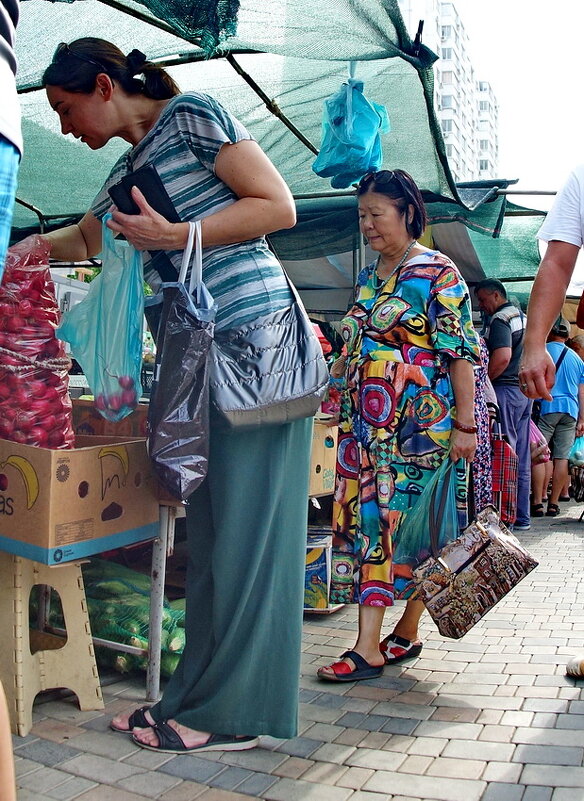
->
[13,501,584,801]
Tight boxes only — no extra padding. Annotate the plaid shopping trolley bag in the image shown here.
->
[489,404,519,525]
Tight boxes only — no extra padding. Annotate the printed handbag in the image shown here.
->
[209,273,329,429]
[412,463,538,639]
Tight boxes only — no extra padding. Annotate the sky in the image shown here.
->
[453,0,584,211]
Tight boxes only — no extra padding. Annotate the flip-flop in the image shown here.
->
[110,705,153,733]
[317,649,384,682]
[380,634,423,665]
[132,721,259,754]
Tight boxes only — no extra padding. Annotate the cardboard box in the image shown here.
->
[71,400,180,506]
[0,435,159,565]
[304,527,332,610]
[309,422,337,496]
[71,399,149,439]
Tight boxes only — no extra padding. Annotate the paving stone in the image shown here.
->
[513,728,584,747]
[64,730,140,760]
[480,782,524,801]
[85,789,163,801]
[297,761,349,785]
[513,744,584,766]
[17,766,73,792]
[357,732,391,750]
[14,791,55,801]
[13,740,81,767]
[346,792,390,801]
[274,737,324,758]
[344,748,407,771]
[551,790,584,801]
[308,742,356,765]
[379,718,419,736]
[58,753,145,785]
[363,770,486,801]
[216,748,289,773]
[478,724,516,742]
[262,777,353,801]
[117,770,182,797]
[522,699,570,713]
[14,757,43,778]
[521,764,584,787]
[410,721,483,740]
[30,720,87,744]
[397,754,433,774]
[334,765,375,789]
[481,761,523,783]
[44,777,98,800]
[157,755,226,783]
[556,714,584,730]
[206,766,253,792]
[522,788,553,801]
[158,781,209,800]
[233,772,278,797]
[405,736,447,757]
[441,740,516,761]
[425,756,485,779]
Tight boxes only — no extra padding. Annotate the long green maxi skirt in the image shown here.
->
[151,416,313,739]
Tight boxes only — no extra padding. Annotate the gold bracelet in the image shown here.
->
[452,419,478,434]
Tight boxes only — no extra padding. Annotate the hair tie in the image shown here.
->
[126,49,147,76]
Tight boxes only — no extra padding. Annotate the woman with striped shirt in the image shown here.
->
[40,38,312,754]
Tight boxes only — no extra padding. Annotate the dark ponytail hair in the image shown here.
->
[42,38,180,100]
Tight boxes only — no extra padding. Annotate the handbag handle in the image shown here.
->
[178,220,203,301]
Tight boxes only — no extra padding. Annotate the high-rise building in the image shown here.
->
[398,0,499,181]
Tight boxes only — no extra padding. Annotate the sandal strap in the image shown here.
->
[340,650,372,672]
[128,706,152,731]
[151,721,188,751]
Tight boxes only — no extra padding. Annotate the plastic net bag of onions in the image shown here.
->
[0,236,75,448]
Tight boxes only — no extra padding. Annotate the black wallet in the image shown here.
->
[108,164,181,223]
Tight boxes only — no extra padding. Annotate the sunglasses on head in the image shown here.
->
[54,42,104,71]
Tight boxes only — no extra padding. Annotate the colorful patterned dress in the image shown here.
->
[330,250,480,605]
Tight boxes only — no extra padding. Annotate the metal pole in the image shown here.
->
[146,506,169,702]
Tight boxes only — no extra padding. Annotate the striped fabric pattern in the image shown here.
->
[92,92,291,329]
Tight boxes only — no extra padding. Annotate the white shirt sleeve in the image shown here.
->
[538,166,584,248]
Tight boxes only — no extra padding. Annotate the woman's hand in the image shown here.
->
[518,345,554,401]
[330,355,346,379]
[107,187,189,252]
[449,429,476,463]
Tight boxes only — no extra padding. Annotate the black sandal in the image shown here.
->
[133,721,259,753]
[530,503,544,517]
[110,705,153,733]
[546,502,560,517]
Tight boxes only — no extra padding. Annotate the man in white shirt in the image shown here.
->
[520,164,584,679]
[0,0,21,283]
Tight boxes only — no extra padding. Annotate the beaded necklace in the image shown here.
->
[372,239,417,291]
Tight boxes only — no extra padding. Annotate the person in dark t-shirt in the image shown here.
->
[476,278,532,531]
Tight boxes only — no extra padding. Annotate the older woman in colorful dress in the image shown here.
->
[318,169,480,681]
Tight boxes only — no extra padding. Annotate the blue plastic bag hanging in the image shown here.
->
[569,435,584,465]
[57,215,144,422]
[312,62,390,189]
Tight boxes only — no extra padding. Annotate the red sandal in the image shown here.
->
[317,649,384,682]
[379,634,423,665]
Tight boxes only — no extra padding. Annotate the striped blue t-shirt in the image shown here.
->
[91,92,292,329]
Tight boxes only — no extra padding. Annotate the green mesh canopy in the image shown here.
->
[14,0,456,232]
[14,0,545,309]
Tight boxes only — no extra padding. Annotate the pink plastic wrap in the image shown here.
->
[0,237,75,448]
